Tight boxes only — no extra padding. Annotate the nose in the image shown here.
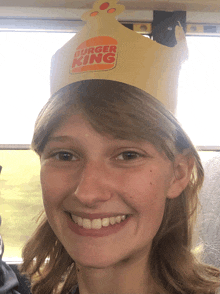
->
[74,161,113,207]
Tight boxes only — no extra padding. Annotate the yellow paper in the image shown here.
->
[50,0,188,114]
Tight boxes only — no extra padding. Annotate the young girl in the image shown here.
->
[20,1,220,293]
[20,80,220,294]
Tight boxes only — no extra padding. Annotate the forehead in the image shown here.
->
[53,113,110,138]
[50,114,130,148]
[47,114,169,159]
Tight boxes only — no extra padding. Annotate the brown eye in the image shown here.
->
[54,151,77,161]
[117,151,141,161]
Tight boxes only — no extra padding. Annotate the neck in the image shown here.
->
[76,251,156,294]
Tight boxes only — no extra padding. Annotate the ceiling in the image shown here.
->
[0,0,220,12]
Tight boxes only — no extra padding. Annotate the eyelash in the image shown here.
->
[51,151,78,161]
[49,150,145,162]
[116,151,144,161]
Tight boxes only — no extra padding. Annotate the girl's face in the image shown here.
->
[40,114,177,268]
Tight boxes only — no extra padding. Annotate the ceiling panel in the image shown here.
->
[0,0,219,12]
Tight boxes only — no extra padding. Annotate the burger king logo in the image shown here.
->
[70,36,118,73]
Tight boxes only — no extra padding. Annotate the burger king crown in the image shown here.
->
[51,0,188,113]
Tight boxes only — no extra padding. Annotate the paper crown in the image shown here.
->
[50,0,188,113]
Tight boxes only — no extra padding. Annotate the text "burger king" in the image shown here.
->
[70,36,118,73]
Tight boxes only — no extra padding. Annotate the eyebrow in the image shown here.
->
[47,136,75,143]
[47,135,153,151]
[44,136,81,151]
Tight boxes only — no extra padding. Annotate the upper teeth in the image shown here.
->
[71,214,127,229]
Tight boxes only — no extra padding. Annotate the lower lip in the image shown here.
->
[66,214,131,237]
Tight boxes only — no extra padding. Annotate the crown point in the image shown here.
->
[100,2,110,10]
[107,8,116,13]
[175,22,185,42]
[90,11,99,17]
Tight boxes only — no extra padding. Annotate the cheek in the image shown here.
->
[120,168,169,201]
[40,167,70,232]
[119,168,170,221]
[40,166,70,209]
[40,165,74,195]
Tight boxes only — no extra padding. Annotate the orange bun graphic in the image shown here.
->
[70,36,118,73]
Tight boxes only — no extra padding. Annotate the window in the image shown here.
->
[177,37,220,268]
[1,22,220,263]
[177,36,220,148]
[1,30,75,262]
[0,31,75,145]
[0,150,41,260]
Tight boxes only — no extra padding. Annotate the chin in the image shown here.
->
[67,247,127,269]
[75,253,121,269]
[77,260,114,269]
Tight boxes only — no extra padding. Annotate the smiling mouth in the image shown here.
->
[69,213,130,230]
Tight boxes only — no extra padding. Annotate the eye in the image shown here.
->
[53,151,78,161]
[116,151,142,161]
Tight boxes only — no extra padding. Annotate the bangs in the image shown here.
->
[73,80,178,157]
[32,80,181,160]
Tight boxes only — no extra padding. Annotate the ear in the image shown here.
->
[167,150,194,199]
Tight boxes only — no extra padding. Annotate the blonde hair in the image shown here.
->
[20,80,220,294]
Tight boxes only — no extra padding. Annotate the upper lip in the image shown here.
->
[66,211,130,220]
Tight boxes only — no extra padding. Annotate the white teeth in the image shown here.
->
[92,219,102,229]
[78,217,83,226]
[71,214,78,223]
[102,218,110,227]
[116,216,122,223]
[109,217,116,225]
[83,218,91,229]
[71,214,128,229]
